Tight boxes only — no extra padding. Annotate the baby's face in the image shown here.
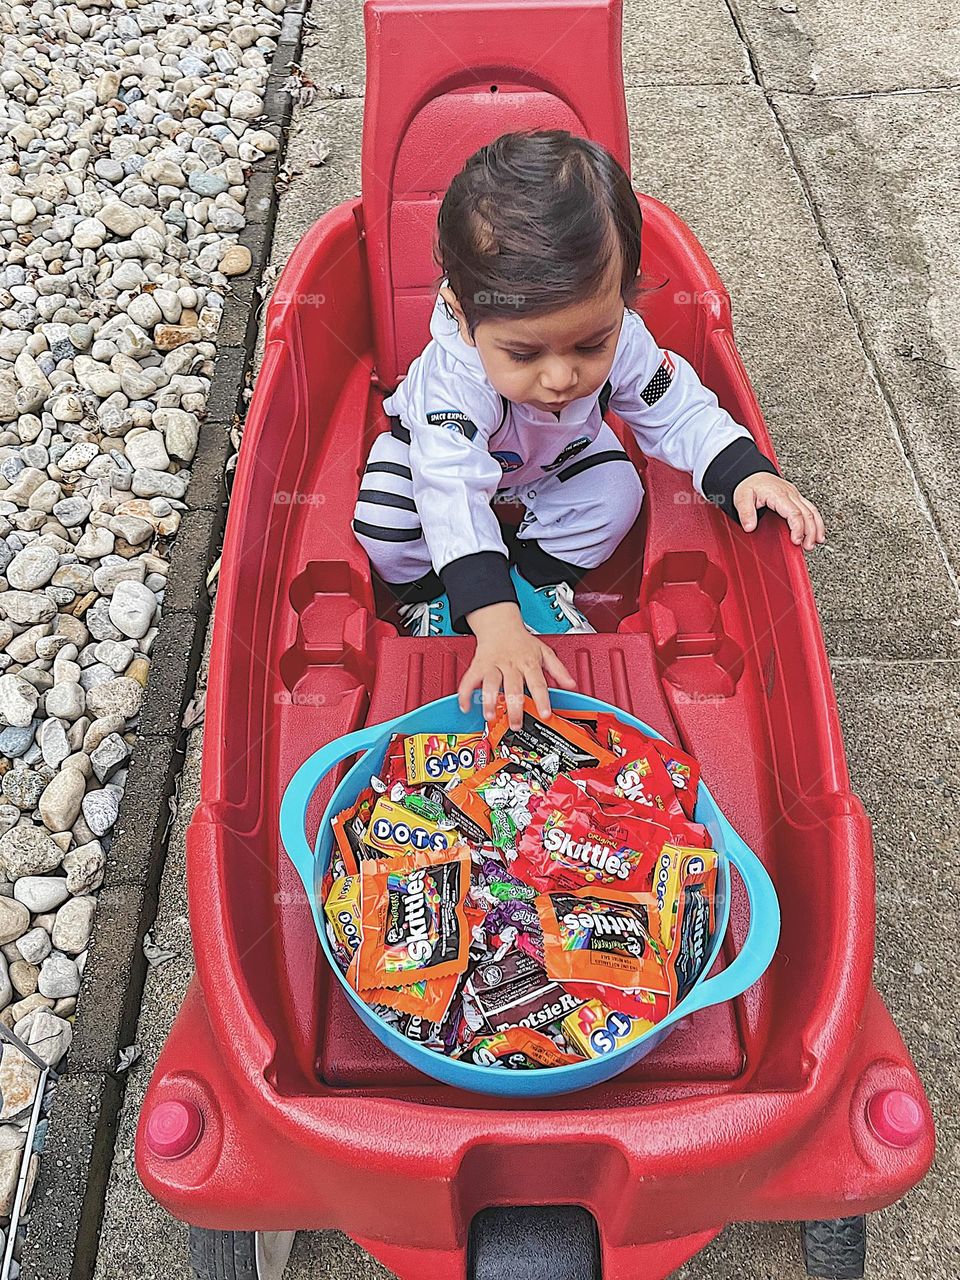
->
[441,266,627,414]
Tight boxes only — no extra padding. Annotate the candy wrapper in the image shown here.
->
[356,846,472,989]
[332,787,377,876]
[323,875,361,958]
[403,732,489,786]
[364,970,461,1023]
[561,998,654,1058]
[651,741,700,818]
[365,795,460,858]
[447,757,552,843]
[463,949,584,1035]
[514,775,670,894]
[655,845,718,1000]
[487,696,618,773]
[456,1027,582,1068]
[535,887,675,999]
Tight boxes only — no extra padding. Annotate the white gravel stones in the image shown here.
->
[0,827,63,879]
[17,1008,73,1068]
[219,245,252,276]
[15,928,51,967]
[6,545,58,591]
[97,201,143,238]
[108,579,158,639]
[0,1046,40,1121]
[73,217,108,249]
[85,677,142,720]
[90,734,129,784]
[0,675,39,728]
[0,899,30,947]
[52,897,96,955]
[81,786,121,837]
[13,877,69,915]
[44,681,85,721]
[62,841,105,895]
[38,767,86,833]
[9,198,37,228]
[38,953,80,1000]
[0,0,285,1218]
[39,718,71,769]
[124,430,170,472]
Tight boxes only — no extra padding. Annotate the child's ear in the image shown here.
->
[439,285,475,346]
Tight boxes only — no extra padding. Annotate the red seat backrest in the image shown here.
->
[361,0,631,388]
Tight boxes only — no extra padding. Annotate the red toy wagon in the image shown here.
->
[136,1,934,1277]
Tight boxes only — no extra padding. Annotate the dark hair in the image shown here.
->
[436,129,643,335]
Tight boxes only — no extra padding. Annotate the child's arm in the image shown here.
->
[407,402,517,631]
[609,311,824,550]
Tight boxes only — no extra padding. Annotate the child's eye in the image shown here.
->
[506,341,607,364]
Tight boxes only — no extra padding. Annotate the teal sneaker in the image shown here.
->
[397,594,456,637]
[509,566,595,635]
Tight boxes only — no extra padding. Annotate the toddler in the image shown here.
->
[353,130,824,728]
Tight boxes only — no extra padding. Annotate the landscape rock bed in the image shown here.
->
[0,0,292,1270]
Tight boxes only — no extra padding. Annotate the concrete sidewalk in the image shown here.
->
[95,1,960,1277]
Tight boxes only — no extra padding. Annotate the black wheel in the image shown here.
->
[188,1227,296,1280]
[468,1205,601,1280]
[801,1216,867,1279]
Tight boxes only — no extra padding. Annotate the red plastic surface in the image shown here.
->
[136,1,934,1275]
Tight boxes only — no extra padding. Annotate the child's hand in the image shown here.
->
[733,472,826,551]
[457,601,576,729]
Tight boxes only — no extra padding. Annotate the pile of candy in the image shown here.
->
[322,699,718,1070]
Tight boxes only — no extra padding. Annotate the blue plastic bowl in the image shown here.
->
[280,692,780,1098]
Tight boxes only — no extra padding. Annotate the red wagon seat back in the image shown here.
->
[361,0,632,388]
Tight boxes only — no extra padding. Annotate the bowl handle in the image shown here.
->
[676,808,781,1016]
[279,721,395,889]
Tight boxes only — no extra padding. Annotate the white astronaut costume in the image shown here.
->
[353,287,776,633]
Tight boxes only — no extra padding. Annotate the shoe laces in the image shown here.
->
[541,581,586,628]
[397,598,446,637]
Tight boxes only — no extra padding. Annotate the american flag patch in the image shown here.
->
[641,352,675,406]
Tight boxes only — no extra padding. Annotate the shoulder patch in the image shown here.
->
[425,409,479,440]
[641,352,676,406]
[491,450,524,473]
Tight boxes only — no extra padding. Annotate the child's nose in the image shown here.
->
[540,358,577,393]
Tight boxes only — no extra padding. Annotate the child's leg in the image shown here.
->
[352,428,441,603]
[512,425,644,586]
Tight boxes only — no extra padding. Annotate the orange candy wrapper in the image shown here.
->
[455,1026,582,1069]
[364,970,462,1022]
[355,846,472,990]
[486,696,618,773]
[535,886,676,1000]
